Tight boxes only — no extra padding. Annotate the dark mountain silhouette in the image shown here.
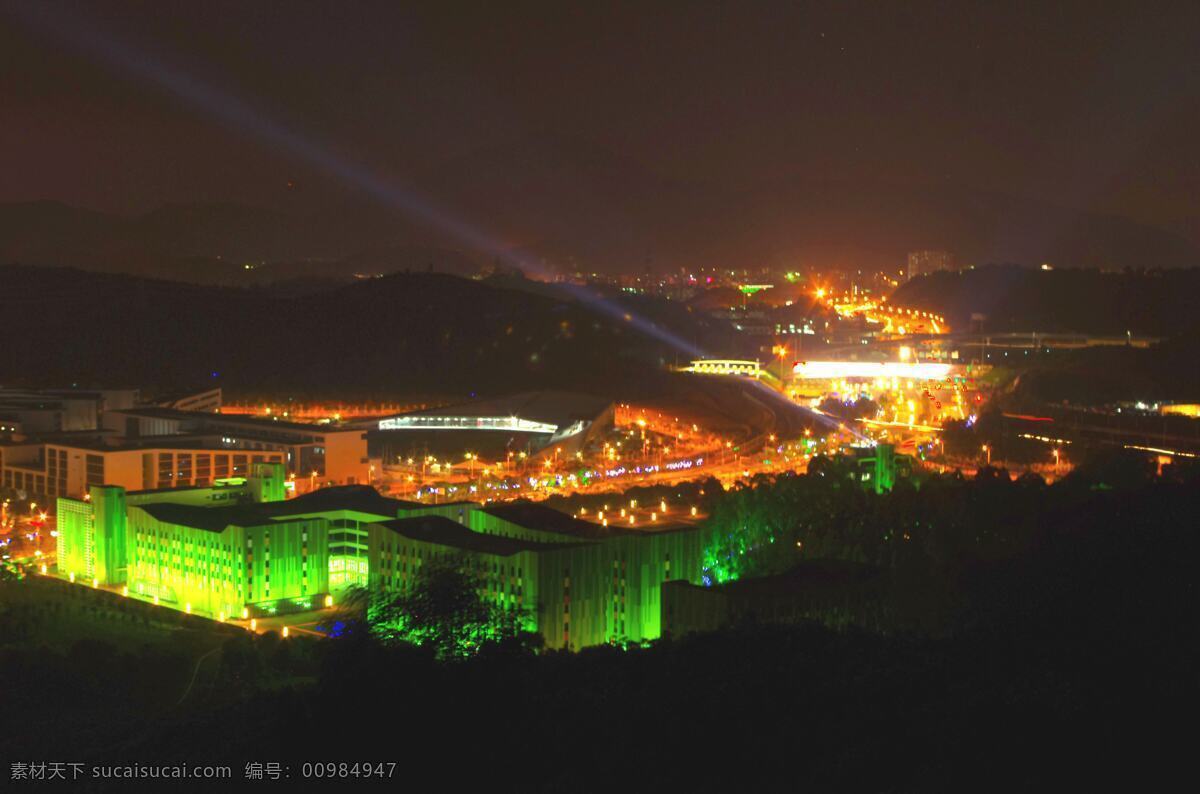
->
[2,138,1198,278]
[416,135,1200,271]
[0,199,482,283]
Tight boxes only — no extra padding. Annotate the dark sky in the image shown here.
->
[2,0,1198,240]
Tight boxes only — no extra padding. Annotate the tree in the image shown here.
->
[367,557,533,660]
[1066,448,1157,490]
[818,396,880,422]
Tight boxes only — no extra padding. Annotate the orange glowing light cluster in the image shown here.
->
[221,401,435,422]
[816,290,948,335]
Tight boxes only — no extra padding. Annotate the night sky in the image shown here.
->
[2,0,1199,245]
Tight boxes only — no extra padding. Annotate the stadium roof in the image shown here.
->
[372,390,612,432]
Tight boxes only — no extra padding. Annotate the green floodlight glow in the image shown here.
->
[52,475,711,650]
[56,497,94,581]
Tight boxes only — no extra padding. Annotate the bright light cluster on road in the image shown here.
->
[794,361,953,380]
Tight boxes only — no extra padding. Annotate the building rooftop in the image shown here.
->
[111,406,363,435]
[482,501,697,539]
[127,479,248,497]
[132,485,424,532]
[0,431,301,454]
[481,501,634,539]
[282,485,424,514]
[0,398,68,409]
[375,390,612,428]
[134,502,250,532]
[377,515,579,556]
[47,434,269,453]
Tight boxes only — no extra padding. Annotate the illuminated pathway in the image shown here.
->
[818,289,949,336]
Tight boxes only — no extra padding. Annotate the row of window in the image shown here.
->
[152,452,283,486]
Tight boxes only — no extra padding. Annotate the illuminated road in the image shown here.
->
[821,291,949,336]
[373,369,876,506]
[744,378,868,443]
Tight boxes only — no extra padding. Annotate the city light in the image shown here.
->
[379,415,559,434]
[4,2,1190,775]
[794,361,953,380]
[684,359,762,377]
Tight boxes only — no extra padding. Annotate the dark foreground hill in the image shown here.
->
[3,468,1196,790]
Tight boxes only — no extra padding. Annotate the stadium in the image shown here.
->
[364,390,615,462]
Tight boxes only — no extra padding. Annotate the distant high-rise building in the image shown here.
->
[906,250,953,281]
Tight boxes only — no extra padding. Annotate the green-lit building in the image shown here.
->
[56,464,705,648]
[465,503,702,648]
[852,443,913,494]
